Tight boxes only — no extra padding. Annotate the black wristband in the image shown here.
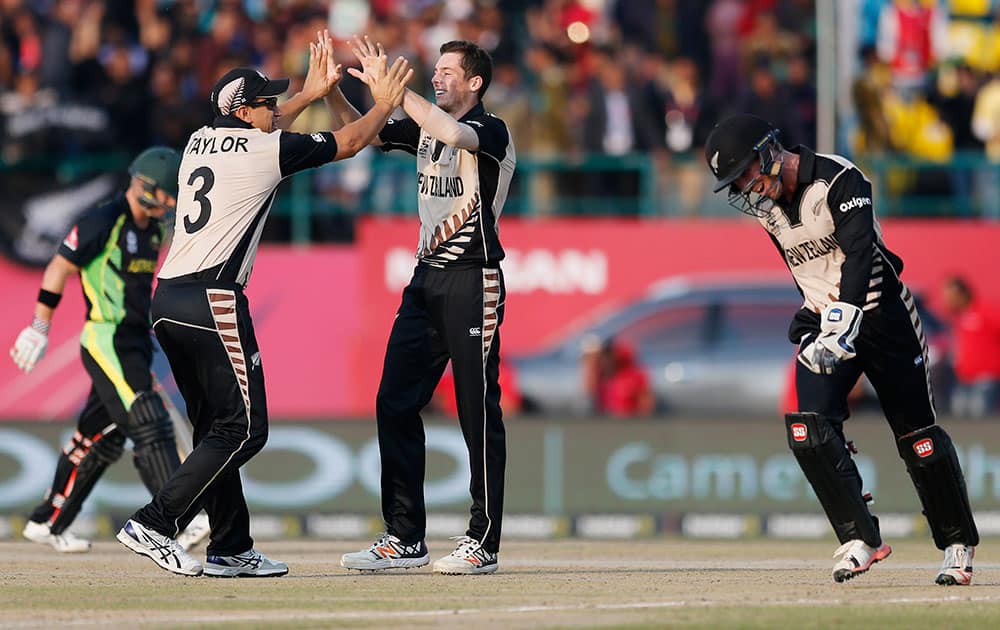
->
[38,288,62,309]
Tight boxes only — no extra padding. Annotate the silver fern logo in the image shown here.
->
[216,78,246,115]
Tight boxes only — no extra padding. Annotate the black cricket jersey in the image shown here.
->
[58,195,164,329]
[378,102,516,268]
[759,146,906,340]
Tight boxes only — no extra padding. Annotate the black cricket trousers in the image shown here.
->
[377,264,507,554]
[134,280,268,556]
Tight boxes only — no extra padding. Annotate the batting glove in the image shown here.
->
[10,319,50,373]
[797,301,863,375]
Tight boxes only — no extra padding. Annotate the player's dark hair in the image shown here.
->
[439,40,492,100]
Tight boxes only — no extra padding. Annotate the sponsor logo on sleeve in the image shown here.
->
[63,226,79,251]
[311,133,326,143]
[913,438,934,457]
[790,423,808,442]
[838,196,872,213]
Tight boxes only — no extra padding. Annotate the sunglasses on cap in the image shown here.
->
[247,97,278,111]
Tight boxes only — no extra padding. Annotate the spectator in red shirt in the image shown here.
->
[941,276,1000,417]
[582,337,655,417]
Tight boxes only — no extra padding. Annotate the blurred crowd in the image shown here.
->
[852,0,1000,215]
[0,0,818,217]
[3,1,999,221]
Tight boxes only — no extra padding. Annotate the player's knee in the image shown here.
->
[897,424,952,466]
[245,424,268,455]
[785,412,839,451]
[90,431,126,466]
[376,389,420,419]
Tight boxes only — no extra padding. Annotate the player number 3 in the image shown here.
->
[184,166,215,234]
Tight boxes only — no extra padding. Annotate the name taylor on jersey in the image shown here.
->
[185,135,250,155]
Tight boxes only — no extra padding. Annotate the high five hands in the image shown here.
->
[347,35,412,109]
[302,29,342,100]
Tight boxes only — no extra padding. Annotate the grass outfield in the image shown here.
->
[2,539,999,628]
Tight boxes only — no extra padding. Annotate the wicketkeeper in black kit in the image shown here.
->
[10,147,207,553]
[335,36,516,574]
[705,114,978,585]
[115,33,411,576]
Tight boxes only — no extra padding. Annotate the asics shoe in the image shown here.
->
[432,535,498,575]
[341,533,429,571]
[23,520,91,553]
[936,544,974,586]
[832,539,892,583]
[204,548,288,577]
[177,512,211,552]
[116,518,202,576]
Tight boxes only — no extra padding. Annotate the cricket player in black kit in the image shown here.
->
[337,37,516,575]
[10,147,198,553]
[116,34,412,577]
[705,114,979,585]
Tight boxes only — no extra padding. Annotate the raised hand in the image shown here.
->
[368,55,413,109]
[347,35,384,87]
[302,29,342,100]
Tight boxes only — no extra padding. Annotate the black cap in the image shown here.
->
[704,114,778,193]
[210,67,289,117]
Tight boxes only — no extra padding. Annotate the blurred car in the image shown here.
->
[510,276,949,417]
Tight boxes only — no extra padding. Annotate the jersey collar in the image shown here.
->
[212,115,254,129]
[792,145,817,186]
[459,102,485,123]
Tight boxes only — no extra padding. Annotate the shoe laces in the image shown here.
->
[367,532,397,550]
[447,535,482,558]
[943,544,972,570]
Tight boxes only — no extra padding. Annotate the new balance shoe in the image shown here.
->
[936,544,974,586]
[432,535,498,575]
[204,548,288,577]
[341,533,429,571]
[177,512,211,552]
[116,518,202,576]
[832,539,892,583]
[22,520,91,553]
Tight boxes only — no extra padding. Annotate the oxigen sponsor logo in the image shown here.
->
[838,197,872,213]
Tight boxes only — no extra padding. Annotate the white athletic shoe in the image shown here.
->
[22,520,91,553]
[936,544,974,586]
[341,533,429,571]
[177,513,211,552]
[432,535,498,575]
[204,548,288,577]
[832,539,892,583]
[116,518,202,576]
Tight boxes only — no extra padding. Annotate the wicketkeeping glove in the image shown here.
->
[797,301,863,375]
[10,320,50,373]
